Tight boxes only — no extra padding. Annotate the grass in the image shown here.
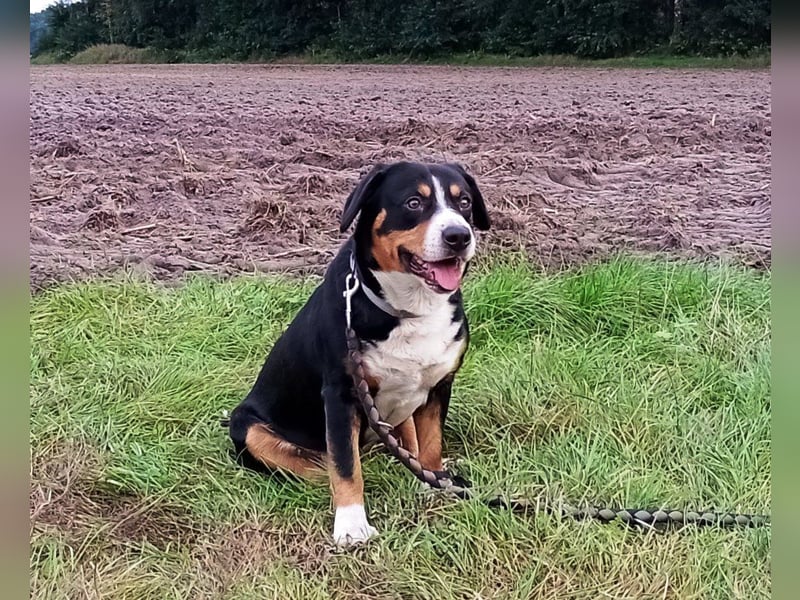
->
[292,49,771,69]
[30,44,771,69]
[29,51,61,65]
[67,44,180,65]
[30,44,183,65]
[30,255,771,599]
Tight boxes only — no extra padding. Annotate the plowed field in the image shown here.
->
[29,65,771,289]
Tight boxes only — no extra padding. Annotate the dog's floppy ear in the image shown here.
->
[340,164,388,233]
[448,163,490,231]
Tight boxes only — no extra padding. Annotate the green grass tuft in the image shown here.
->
[29,51,62,65]
[31,45,771,69]
[30,256,770,598]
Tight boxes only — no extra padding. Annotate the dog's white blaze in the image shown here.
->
[425,175,475,263]
[333,504,377,546]
[431,175,448,211]
[361,291,465,435]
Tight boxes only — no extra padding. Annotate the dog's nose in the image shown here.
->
[442,226,472,252]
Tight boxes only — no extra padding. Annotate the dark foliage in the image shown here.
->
[30,10,51,55]
[32,0,771,59]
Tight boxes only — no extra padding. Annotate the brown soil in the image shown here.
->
[29,65,771,289]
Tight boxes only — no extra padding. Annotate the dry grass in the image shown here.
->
[68,44,174,65]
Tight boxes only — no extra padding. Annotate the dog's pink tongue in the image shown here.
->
[429,260,462,291]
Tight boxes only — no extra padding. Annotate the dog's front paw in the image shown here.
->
[333,504,378,547]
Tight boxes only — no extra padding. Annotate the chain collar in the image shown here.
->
[343,250,418,327]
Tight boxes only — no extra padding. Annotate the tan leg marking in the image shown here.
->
[413,400,443,471]
[245,423,326,480]
[327,416,365,508]
[395,417,419,456]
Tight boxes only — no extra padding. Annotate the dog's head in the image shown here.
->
[340,161,490,295]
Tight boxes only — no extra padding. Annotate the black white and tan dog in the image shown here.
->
[228,161,490,546]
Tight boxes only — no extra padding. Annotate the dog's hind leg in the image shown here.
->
[244,423,326,478]
[229,406,326,479]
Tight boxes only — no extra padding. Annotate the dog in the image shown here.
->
[228,161,490,546]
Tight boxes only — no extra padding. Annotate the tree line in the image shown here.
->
[33,0,771,60]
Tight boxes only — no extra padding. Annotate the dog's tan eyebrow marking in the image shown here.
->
[449,184,461,197]
[417,183,431,197]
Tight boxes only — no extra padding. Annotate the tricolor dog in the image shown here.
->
[228,161,490,546]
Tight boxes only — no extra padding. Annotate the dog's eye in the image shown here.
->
[458,196,472,210]
[406,197,422,210]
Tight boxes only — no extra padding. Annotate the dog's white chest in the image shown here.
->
[361,307,465,428]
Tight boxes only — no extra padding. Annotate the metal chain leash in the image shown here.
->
[344,325,770,530]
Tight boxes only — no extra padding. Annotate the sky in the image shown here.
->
[31,0,58,14]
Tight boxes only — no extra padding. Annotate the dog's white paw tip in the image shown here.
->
[332,504,378,547]
[333,525,378,547]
